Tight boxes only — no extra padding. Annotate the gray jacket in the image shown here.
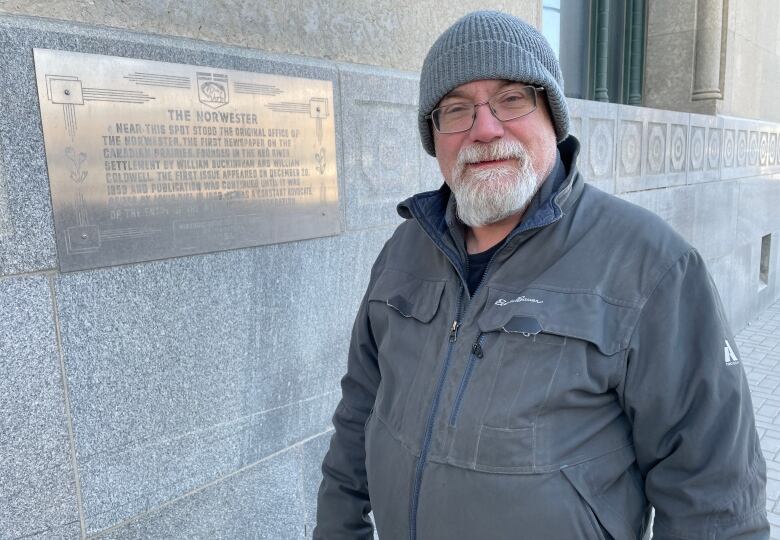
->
[315,137,769,540]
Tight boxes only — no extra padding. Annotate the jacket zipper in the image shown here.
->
[448,333,485,426]
[405,197,565,540]
[408,287,464,540]
[445,243,502,428]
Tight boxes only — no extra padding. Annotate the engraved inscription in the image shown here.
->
[33,49,339,271]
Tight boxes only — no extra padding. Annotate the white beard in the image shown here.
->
[448,140,540,228]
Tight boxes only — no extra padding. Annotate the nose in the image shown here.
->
[469,102,504,143]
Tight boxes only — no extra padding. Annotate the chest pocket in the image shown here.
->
[367,268,447,434]
[466,286,638,472]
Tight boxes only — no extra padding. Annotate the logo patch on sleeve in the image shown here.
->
[724,339,740,366]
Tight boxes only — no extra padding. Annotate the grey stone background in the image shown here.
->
[1,5,780,540]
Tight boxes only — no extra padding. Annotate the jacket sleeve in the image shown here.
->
[313,255,384,539]
[621,248,769,540]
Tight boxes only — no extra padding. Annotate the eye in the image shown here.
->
[496,90,528,105]
[442,103,470,115]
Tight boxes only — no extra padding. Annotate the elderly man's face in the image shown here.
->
[433,79,558,227]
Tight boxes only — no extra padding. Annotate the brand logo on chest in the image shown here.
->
[494,295,544,306]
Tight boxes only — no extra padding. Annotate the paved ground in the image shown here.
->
[737,300,780,538]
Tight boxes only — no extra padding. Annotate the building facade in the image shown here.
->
[1,1,779,538]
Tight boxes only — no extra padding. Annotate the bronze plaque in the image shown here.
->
[33,49,339,272]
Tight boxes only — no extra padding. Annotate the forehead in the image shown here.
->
[440,79,528,102]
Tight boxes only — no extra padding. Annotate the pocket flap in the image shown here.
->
[368,269,446,323]
[477,287,638,355]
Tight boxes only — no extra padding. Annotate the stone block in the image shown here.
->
[55,249,257,533]
[339,65,424,230]
[643,30,707,115]
[691,180,738,261]
[56,226,389,534]
[0,20,61,275]
[0,159,11,240]
[647,0,696,36]
[0,275,81,538]
[245,226,390,416]
[616,105,690,193]
[732,242,759,332]
[736,178,780,246]
[93,440,311,539]
[0,3,538,74]
[567,98,617,194]
[619,186,696,246]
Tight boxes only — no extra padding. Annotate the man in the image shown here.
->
[315,10,769,540]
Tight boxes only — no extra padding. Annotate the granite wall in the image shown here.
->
[1,12,779,540]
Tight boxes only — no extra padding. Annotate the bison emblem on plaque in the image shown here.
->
[197,72,229,108]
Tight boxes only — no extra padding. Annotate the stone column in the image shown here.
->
[594,0,611,102]
[692,0,726,100]
[627,0,645,105]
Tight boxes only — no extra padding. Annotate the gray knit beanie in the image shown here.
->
[418,10,570,156]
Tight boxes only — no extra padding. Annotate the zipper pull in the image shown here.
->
[471,338,484,359]
[449,320,460,342]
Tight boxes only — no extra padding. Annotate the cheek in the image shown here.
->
[434,139,461,182]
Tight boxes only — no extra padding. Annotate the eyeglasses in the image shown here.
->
[426,85,544,134]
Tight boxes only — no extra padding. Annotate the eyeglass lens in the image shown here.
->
[433,86,538,134]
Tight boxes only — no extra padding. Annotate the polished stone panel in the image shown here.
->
[339,65,423,230]
[56,226,389,534]
[56,249,256,533]
[0,21,60,275]
[0,276,81,538]
[93,441,312,539]
[0,158,11,239]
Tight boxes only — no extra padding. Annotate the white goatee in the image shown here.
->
[449,139,540,227]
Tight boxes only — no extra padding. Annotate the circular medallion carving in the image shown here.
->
[647,125,665,174]
[589,121,613,177]
[707,129,721,169]
[690,128,705,171]
[770,134,778,165]
[723,130,735,167]
[749,132,759,166]
[760,133,768,165]
[620,122,641,176]
[737,131,747,166]
[670,125,686,172]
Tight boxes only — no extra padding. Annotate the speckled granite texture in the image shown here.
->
[0,275,81,538]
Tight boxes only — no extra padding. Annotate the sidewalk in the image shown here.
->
[736,300,780,538]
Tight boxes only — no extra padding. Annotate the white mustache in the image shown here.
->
[455,140,530,168]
